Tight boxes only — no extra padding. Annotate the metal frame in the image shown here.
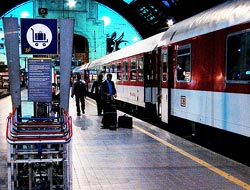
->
[6,109,72,190]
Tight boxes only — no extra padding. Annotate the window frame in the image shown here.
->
[176,44,191,82]
[130,58,137,81]
[162,50,168,82]
[123,60,128,81]
[226,29,250,84]
[116,62,122,81]
[138,56,144,82]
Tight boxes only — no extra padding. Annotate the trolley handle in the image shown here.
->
[6,109,73,144]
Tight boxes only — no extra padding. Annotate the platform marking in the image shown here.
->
[133,125,250,190]
[85,98,250,189]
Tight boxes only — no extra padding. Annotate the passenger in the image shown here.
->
[177,64,185,80]
[100,73,117,106]
[71,74,87,116]
[91,74,104,115]
[51,83,60,114]
[52,83,59,101]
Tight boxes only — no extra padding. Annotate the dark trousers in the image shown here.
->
[75,96,85,113]
[96,98,103,115]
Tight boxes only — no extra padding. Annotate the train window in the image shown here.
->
[123,60,128,81]
[138,57,144,81]
[226,31,250,82]
[117,62,121,80]
[176,44,191,82]
[162,50,168,82]
[102,66,106,73]
[111,63,116,73]
[106,65,110,73]
[130,58,137,81]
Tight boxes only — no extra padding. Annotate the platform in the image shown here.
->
[0,91,250,189]
[69,97,250,190]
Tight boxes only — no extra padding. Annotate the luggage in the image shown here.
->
[118,114,133,128]
[102,103,117,130]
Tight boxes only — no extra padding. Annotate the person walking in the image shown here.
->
[91,74,103,115]
[71,74,87,116]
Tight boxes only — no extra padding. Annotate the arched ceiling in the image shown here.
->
[1,0,228,38]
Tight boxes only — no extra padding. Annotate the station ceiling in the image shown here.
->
[1,0,228,38]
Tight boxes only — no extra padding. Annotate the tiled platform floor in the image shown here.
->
[0,91,250,190]
[70,98,250,190]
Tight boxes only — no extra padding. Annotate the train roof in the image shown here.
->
[88,31,165,69]
[89,0,250,69]
[72,62,90,73]
[158,0,250,46]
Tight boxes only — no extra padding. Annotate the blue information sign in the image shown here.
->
[28,59,52,102]
[21,19,57,54]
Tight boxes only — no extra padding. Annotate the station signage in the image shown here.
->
[21,18,57,54]
[28,58,52,102]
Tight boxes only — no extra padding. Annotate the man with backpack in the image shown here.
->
[71,74,87,116]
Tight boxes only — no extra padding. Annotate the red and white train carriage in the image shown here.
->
[88,0,250,138]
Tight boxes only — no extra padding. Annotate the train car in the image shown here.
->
[159,0,250,138]
[88,32,164,117]
[88,0,250,138]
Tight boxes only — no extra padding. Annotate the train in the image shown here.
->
[87,0,250,138]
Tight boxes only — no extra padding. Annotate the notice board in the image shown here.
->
[28,59,52,102]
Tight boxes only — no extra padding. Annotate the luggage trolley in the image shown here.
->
[3,17,74,190]
[6,107,73,190]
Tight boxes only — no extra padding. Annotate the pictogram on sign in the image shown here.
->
[27,24,52,49]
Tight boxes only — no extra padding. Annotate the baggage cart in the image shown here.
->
[6,108,73,190]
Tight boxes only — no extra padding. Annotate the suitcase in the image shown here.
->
[118,114,133,128]
[102,103,117,129]
[35,31,46,41]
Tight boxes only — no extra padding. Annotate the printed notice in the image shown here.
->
[28,59,52,102]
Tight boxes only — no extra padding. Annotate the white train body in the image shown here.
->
[88,0,250,138]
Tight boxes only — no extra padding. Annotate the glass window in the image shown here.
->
[130,58,137,81]
[111,63,116,73]
[226,31,250,82]
[123,60,128,81]
[102,66,106,73]
[138,57,144,81]
[106,64,110,73]
[162,50,168,82]
[117,62,121,80]
[176,44,191,82]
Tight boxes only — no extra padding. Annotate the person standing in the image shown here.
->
[100,73,117,105]
[71,74,87,116]
[91,74,103,115]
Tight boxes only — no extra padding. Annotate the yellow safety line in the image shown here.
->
[85,98,250,189]
[133,125,250,190]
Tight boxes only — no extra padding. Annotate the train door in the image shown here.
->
[167,45,176,124]
[144,50,157,118]
[160,46,169,123]
[157,47,162,119]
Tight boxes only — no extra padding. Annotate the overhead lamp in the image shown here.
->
[67,0,77,9]
[166,18,174,27]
